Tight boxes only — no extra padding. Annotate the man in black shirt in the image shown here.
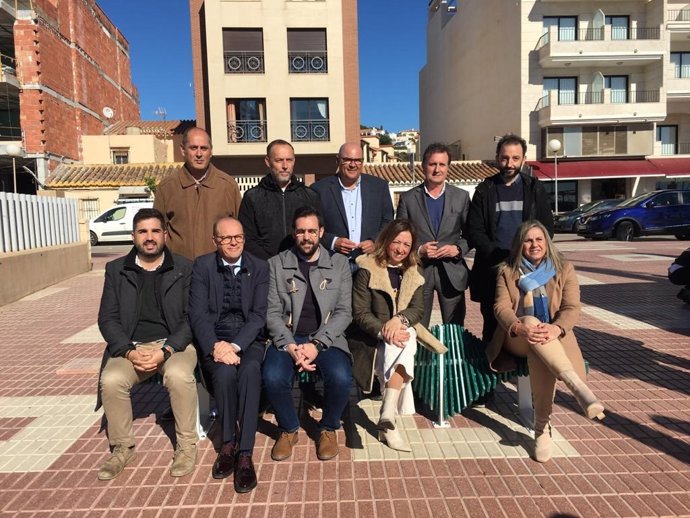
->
[96,208,197,481]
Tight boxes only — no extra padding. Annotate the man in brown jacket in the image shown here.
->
[154,127,242,260]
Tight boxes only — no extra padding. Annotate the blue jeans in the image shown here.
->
[263,340,352,432]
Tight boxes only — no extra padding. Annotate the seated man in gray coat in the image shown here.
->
[263,206,353,462]
[97,208,198,481]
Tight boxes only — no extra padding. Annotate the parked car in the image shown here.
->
[89,200,153,246]
[554,199,622,232]
[577,190,690,241]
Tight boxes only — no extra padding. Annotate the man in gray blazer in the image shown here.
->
[311,142,393,267]
[396,143,470,327]
[263,206,353,462]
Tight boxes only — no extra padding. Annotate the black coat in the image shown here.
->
[96,247,193,409]
[238,173,321,260]
[466,172,554,302]
[188,251,269,359]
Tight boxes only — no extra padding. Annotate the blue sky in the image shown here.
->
[97,0,427,133]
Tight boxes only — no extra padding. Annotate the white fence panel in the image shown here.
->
[0,193,79,253]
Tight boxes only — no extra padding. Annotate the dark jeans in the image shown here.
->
[263,342,352,433]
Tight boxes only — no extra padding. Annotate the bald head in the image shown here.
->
[336,142,363,187]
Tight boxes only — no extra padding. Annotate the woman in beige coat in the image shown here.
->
[486,220,605,462]
[350,219,445,452]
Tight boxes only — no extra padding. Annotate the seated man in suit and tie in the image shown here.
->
[311,142,394,270]
[188,217,269,493]
[396,142,471,327]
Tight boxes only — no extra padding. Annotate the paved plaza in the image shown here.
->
[0,236,689,517]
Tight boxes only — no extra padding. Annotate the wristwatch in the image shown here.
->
[161,346,172,362]
[312,339,326,352]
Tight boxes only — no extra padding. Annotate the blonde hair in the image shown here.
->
[504,220,564,277]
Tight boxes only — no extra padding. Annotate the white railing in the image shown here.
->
[0,192,80,253]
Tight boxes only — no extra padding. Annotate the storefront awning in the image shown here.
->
[527,159,666,181]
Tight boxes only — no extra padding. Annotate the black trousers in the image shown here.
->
[200,341,264,451]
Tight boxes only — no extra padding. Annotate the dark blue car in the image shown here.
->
[577,190,690,241]
[554,198,622,232]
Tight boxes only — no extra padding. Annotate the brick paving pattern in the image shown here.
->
[0,237,688,517]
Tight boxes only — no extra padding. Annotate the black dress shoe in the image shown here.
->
[234,452,257,493]
[212,442,236,480]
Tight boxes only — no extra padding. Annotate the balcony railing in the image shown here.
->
[291,119,330,141]
[537,26,660,49]
[288,51,328,73]
[224,51,265,74]
[537,90,660,109]
[668,9,690,22]
[227,120,268,143]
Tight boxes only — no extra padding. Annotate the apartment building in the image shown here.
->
[0,0,139,194]
[420,0,690,211]
[189,0,360,176]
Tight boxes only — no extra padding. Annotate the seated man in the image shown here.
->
[669,247,690,303]
[96,208,198,480]
[188,217,268,493]
[263,206,353,461]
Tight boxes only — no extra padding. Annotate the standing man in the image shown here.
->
[96,208,198,480]
[311,142,393,267]
[154,127,242,260]
[467,133,554,343]
[188,217,268,493]
[396,143,471,327]
[239,139,321,260]
[263,207,352,462]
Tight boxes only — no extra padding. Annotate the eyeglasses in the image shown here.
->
[339,156,363,165]
[295,228,320,237]
[214,234,245,244]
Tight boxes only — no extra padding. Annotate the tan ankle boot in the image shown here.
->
[559,370,605,420]
[378,388,401,430]
[379,427,411,452]
[533,422,552,463]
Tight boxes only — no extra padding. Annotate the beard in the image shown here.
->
[297,238,320,259]
[135,240,165,259]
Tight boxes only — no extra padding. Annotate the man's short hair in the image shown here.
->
[421,143,452,165]
[181,127,212,148]
[212,216,242,236]
[495,134,527,157]
[133,208,166,231]
[266,139,294,157]
[292,206,323,229]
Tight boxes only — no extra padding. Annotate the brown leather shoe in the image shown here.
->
[271,431,299,461]
[317,430,338,461]
[234,452,257,493]
[98,445,136,481]
[212,441,237,479]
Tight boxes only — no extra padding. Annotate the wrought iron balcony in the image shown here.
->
[288,51,328,73]
[224,52,264,74]
[290,119,330,141]
[668,9,690,22]
[227,120,268,143]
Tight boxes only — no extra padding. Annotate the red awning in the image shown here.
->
[527,159,664,180]
[647,158,690,177]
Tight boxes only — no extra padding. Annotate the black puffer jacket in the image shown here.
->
[239,173,321,260]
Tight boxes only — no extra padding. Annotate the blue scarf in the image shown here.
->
[518,257,556,323]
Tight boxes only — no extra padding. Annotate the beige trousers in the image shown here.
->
[503,317,586,427]
[100,343,198,448]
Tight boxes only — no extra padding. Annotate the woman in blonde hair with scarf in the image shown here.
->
[486,220,604,462]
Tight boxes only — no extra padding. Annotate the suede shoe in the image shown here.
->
[234,452,257,493]
[271,431,299,461]
[170,444,197,477]
[212,441,237,480]
[316,430,339,461]
[98,445,136,481]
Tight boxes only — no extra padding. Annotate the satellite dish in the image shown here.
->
[102,107,114,119]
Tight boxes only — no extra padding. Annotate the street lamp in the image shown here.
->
[548,139,562,214]
[406,141,416,184]
[6,143,23,194]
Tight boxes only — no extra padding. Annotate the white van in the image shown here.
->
[89,201,153,246]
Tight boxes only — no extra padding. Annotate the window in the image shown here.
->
[290,98,329,141]
[652,191,680,206]
[79,198,100,221]
[287,29,327,73]
[542,126,627,157]
[543,16,577,41]
[605,75,628,103]
[111,148,129,164]
[671,52,690,78]
[223,29,264,73]
[543,77,577,105]
[605,15,629,40]
[542,180,578,212]
[227,99,267,142]
[658,125,678,155]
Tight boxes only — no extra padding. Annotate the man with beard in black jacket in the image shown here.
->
[239,139,321,260]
